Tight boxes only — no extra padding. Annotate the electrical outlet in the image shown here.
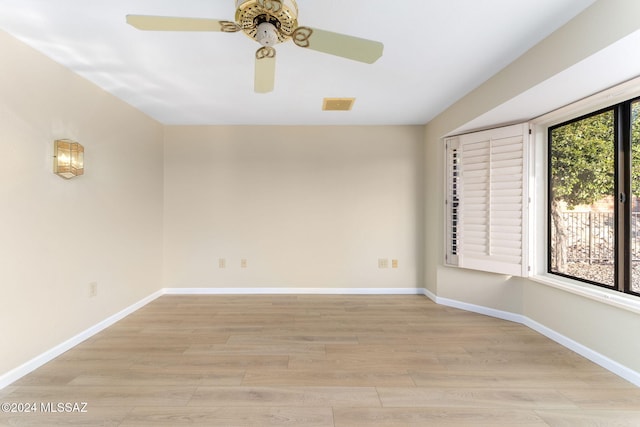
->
[240,259,248,268]
[378,258,389,269]
[89,282,98,297]
[392,259,399,269]
[219,258,226,268]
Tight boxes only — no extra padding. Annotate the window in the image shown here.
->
[548,98,640,296]
[445,123,530,276]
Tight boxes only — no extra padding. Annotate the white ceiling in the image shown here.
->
[0,0,600,126]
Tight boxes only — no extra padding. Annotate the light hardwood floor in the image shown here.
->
[1,295,640,426]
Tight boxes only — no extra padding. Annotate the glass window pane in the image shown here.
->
[631,100,640,294]
[549,109,615,287]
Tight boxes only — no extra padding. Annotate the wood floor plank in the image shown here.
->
[183,343,326,357]
[131,354,289,371]
[557,387,640,410]
[376,387,579,409]
[409,369,601,389]
[287,353,441,371]
[226,334,359,345]
[67,370,206,387]
[535,409,640,426]
[333,407,548,426]
[1,294,638,427]
[188,386,381,408]
[120,407,334,427]
[242,369,416,387]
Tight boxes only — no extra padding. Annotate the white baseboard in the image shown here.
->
[423,289,640,388]
[3,286,639,390]
[523,317,640,387]
[0,290,164,390]
[424,291,525,324]
[163,287,424,295]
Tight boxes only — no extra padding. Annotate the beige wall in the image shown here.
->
[0,31,164,376]
[163,125,425,289]
[425,0,640,373]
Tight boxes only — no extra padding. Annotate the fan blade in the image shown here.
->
[126,15,240,32]
[255,47,276,93]
[292,27,383,64]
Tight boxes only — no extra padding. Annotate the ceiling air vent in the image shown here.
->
[323,98,355,111]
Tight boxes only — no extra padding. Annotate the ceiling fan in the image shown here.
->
[126,0,384,93]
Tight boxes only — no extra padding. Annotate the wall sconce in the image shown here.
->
[53,139,84,179]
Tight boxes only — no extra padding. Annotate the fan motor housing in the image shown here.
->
[235,0,299,44]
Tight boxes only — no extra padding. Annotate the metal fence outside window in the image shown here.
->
[559,211,640,264]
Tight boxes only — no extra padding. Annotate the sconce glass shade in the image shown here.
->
[53,139,84,179]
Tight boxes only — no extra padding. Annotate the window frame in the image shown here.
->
[542,92,640,298]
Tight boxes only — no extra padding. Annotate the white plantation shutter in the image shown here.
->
[445,137,461,267]
[445,123,529,276]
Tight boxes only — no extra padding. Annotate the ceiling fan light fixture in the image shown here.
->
[256,22,279,46]
[236,0,299,44]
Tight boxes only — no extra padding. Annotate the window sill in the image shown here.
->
[530,274,640,315]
